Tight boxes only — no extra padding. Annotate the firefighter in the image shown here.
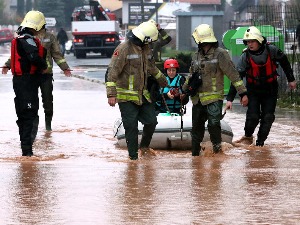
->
[36,27,71,131]
[3,28,72,131]
[156,58,188,114]
[106,21,168,160]
[8,11,47,156]
[183,24,248,155]
[225,26,297,146]
[148,19,172,62]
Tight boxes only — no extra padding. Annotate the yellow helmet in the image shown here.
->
[20,10,46,31]
[243,26,264,44]
[132,21,158,43]
[148,19,157,26]
[192,24,217,44]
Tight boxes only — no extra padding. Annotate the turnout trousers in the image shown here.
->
[118,100,158,160]
[40,73,54,126]
[191,100,223,156]
[13,74,40,156]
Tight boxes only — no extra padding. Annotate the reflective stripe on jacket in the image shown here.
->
[188,47,246,105]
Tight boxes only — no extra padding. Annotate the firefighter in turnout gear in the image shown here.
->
[3,29,72,131]
[155,58,188,114]
[183,24,247,156]
[148,19,172,62]
[225,26,296,147]
[106,21,168,160]
[6,10,47,156]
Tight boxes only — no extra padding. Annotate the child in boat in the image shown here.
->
[156,58,189,114]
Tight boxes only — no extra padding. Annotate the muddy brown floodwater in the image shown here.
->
[1,50,300,224]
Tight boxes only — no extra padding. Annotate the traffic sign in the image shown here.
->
[45,17,56,26]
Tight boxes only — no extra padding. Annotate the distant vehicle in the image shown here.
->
[71,0,120,58]
[65,40,73,54]
[0,28,14,45]
[119,33,125,43]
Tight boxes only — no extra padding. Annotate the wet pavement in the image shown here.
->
[1,47,300,224]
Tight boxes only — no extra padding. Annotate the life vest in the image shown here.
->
[156,74,182,111]
[11,35,44,76]
[246,45,278,85]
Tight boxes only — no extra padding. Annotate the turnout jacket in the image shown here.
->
[38,31,70,74]
[184,47,247,105]
[106,40,168,105]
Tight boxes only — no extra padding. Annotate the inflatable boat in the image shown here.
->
[113,113,233,150]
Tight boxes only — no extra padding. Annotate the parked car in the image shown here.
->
[65,40,74,54]
[0,28,14,45]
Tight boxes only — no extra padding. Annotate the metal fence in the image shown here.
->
[233,4,300,102]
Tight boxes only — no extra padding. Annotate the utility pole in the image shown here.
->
[277,0,290,42]
[141,0,144,22]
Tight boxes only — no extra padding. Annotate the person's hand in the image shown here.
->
[167,91,174,99]
[289,81,297,90]
[64,69,72,77]
[2,67,9,74]
[180,94,186,100]
[224,101,233,110]
[41,69,48,74]
[240,95,248,107]
[108,97,117,107]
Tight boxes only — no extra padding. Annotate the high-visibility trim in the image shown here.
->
[154,71,163,79]
[129,75,134,90]
[200,94,223,102]
[233,80,244,87]
[57,59,66,65]
[127,54,139,59]
[116,88,139,95]
[117,94,139,101]
[212,78,216,92]
[161,34,168,40]
[106,82,116,87]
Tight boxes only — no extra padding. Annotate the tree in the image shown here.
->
[36,0,85,29]
[0,0,5,24]
[37,0,65,27]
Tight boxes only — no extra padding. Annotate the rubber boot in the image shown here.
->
[213,143,222,154]
[234,135,254,145]
[45,116,52,131]
[256,140,264,147]
[31,116,39,144]
[21,145,33,157]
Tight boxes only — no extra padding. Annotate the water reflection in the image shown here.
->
[12,162,57,224]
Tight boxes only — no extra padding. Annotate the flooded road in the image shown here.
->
[1,49,300,224]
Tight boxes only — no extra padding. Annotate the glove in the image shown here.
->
[170,88,180,97]
[185,72,202,97]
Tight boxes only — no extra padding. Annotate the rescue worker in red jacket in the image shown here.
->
[10,11,48,156]
[106,21,168,160]
[225,26,297,146]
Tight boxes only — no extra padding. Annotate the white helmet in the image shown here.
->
[243,26,264,44]
[20,10,46,31]
[132,21,158,43]
[192,24,217,44]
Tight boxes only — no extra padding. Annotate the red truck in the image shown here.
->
[71,0,121,58]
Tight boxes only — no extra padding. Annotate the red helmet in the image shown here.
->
[164,59,179,69]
